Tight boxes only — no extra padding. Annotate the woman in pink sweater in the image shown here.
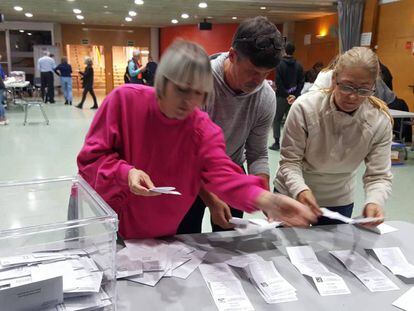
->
[77,40,316,239]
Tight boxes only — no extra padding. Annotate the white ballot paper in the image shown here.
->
[244,261,297,304]
[199,263,254,311]
[149,187,181,195]
[320,208,383,225]
[330,250,399,292]
[286,246,350,296]
[0,276,63,311]
[226,254,264,269]
[172,250,206,279]
[230,217,282,235]
[360,223,398,235]
[393,287,414,311]
[372,247,414,279]
[122,239,205,285]
[116,248,143,279]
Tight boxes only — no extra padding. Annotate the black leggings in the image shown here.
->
[79,88,97,107]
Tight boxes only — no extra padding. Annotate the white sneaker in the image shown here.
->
[4,119,9,125]
[0,121,5,126]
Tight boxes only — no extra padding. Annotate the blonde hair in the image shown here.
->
[154,40,213,100]
[333,46,392,124]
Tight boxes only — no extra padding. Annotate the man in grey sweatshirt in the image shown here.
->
[177,16,283,233]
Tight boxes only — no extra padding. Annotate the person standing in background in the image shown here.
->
[37,51,56,103]
[379,61,393,91]
[0,56,8,125]
[0,54,6,107]
[144,55,158,86]
[54,56,73,105]
[128,50,146,84]
[76,57,98,110]
[270,42,304,151]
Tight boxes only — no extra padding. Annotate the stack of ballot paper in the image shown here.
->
[286,246,351,296]
[226,254,297,304]
[117,239,207,287]
[199,263,254,311]
[320,208,384,225]
[330,250,399,292]
[0,248,111,311]
[372,247,414,278]
[230,217,282,235]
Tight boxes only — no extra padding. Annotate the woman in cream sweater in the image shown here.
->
[274,47,393,226]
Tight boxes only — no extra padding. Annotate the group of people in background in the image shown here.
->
[38,51,97,109]
[124,50,158,86]
[77,16,392,240]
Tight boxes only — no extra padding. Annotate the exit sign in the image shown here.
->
[127,40,135,46]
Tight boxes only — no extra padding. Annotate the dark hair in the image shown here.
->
[285,42,295,55]
[231,16,282,69]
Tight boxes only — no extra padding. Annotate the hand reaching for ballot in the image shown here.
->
[255,191,317,227]
[297,190,322,217]
[209,198,235,230]
[128,168,161,197]
[362,203,384,227]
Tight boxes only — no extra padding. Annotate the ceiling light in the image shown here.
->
[14,6,23,11]
[260,6,266,10]
[25,13,33,18]
[125,17,132,22]
[171,19,178,24]
[232,16,237,20]
[73,9,82,14]
[128,11,137,16]
[27,33,32,36]
[198,2,207,8]
[103,5,108,8]
[181,13,189,19]
[81,22,85,24]
[19,30,25,33]
[76,15,84,20]
[135,0,144,4]
[67,0,76,2]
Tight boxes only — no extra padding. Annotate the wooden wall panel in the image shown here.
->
[61,24,150,93]
[376,0,414,111]
[293,14,339,71]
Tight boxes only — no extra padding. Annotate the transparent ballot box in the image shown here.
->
[0,176,118,310]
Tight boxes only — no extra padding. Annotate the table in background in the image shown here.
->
[389,109,414,142]
[118,221,414,311]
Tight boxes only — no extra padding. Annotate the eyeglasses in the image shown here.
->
[234,36,282,51]
[336,82,375,97]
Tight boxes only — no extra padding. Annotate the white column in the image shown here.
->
[150,27,160,61]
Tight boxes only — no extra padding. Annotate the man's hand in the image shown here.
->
[287,95,296,105]
[255,191,317,227]
[297,190,322,217]
[128,168,160,196]
[361,203,384,227]
[200,189,234,229]
[209,199,235,230]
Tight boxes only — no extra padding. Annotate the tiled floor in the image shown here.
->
[1,92,413,232]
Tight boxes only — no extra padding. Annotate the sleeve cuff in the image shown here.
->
[291,185,310,200]
[117,163,134,188]
[245,187,266,213]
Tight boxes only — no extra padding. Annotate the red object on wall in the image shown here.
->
[160,24,239,56]
[160,23,283,82]
[406,41,412,50]
[160,23,284,57]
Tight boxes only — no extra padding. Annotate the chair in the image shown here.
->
[22,80,49,125]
